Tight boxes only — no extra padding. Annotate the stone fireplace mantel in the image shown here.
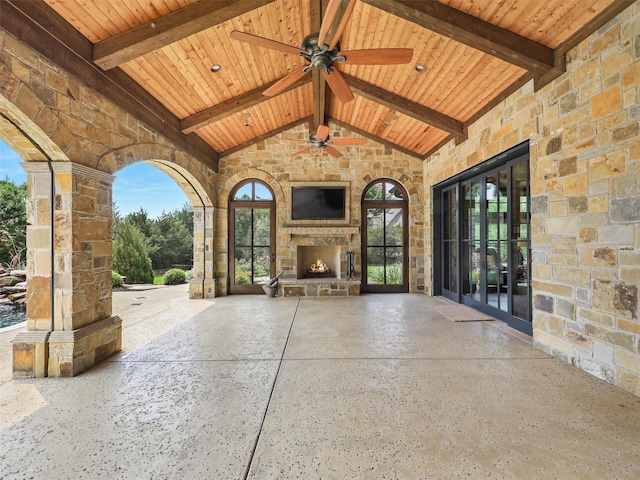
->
[281,225,360,242]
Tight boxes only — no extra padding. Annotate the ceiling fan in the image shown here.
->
[282,125,366,157]
[229,0,413,103]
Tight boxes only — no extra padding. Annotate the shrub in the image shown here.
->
[185,269,194,281]
[112,271,124,288]
[164,268,186,285]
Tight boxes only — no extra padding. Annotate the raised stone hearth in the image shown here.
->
[279,278,360,297]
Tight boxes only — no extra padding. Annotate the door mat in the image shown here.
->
[431,304,495,322]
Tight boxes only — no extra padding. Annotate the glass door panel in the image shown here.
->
[232,207,274,292]
[463,181,481,300]
[385,246,404,285]
[511,161,530,321]
[442,187,457,295]
[362,180,408,293]
[366,246,385,284]
[437,145,531,335]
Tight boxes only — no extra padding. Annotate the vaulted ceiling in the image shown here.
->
[1,0,633,171]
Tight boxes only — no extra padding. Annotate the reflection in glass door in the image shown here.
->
[229,180,275,294]
[437,143,531,334]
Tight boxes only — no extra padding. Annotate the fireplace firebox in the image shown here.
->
[296,246,341,279]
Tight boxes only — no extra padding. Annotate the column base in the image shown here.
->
[12,331,51,378]
[47,315,122,377]
[189,278,216,299]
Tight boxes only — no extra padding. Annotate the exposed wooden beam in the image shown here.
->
[2,0,219,171]
[220,116,313,157]
[311,0,328,130]
[94,0,273,70]
[343,74,465,139]
[361,0,555,75]
[181,76,311,134]
[312,69,327,131]
[328,117,424,160]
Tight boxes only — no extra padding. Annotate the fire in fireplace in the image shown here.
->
[305,258,332,278]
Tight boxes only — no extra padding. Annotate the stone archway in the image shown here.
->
[1,60,218,377]
[98,145,217,299]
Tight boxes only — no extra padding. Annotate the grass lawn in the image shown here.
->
[153,276,164,285]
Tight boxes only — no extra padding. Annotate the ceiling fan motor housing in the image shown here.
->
[309,134,328,148]
[301,33,345,73]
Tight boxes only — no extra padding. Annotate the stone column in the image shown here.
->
[189,205,216,298]
[12,162,53,378]
[12,161,122,378]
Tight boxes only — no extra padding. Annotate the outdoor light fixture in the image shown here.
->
[415,64,425,72]
[210,65,221,72]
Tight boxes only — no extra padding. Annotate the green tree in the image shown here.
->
[149,212,192,269]
[0,179,27,267]
[112,221,154,283]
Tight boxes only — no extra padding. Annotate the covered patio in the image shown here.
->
[1,288,639,478]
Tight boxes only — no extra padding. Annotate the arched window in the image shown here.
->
[361,179,408,293]
[229,180,275,294]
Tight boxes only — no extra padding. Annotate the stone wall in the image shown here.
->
[216,124,425,296]
[1,29,217,376]
[423,3,640,395]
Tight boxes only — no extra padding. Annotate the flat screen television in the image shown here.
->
[291,186,346,220]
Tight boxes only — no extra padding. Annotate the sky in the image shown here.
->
[0,139,188,218]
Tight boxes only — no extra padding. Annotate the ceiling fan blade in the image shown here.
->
[290,146,312,157]
[318,0,357,50]
[316,125,330,140]
[263,68,310,96]
[324,146,343,158]
[230,30,304,55]
[322,69,354,103]
[331,138,367,145]
[340,48,414,65]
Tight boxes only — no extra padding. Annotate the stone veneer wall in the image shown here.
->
[423,3,640,396]
[216,126,425,296]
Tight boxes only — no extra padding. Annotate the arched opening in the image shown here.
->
[0,139,27,333]
[361,179,409,293]
[111,162,193,285]
[228,179,276,294]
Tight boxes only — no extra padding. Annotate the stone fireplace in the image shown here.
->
[276,226,361,296]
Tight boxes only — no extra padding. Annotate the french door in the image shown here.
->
[362,179,409,293]
[437,143,531,334]
[229,180,275,294]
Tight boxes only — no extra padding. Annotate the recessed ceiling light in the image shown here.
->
[210,65,221,72]
[415,64,425,72]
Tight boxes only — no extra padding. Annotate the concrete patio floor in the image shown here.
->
[1,287,640,479]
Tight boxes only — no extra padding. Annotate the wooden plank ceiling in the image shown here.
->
[6,0,633,164]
